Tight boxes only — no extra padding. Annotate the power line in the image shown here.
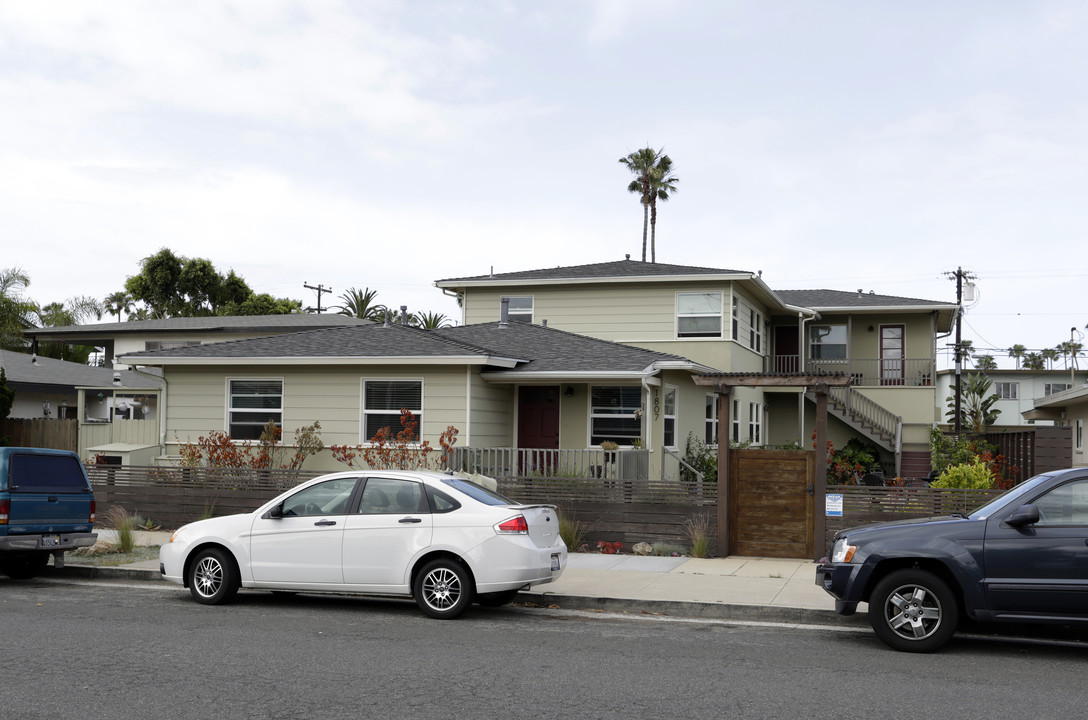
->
[303,282,333,314]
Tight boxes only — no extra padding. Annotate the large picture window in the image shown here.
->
[677,292,722,338]
[590,386,642,446]
[229,379,283,440]
[505,296,533,323]
[363,380,423,441]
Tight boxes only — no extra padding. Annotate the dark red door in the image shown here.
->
[517,386,560,449]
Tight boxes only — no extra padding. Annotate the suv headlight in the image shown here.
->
[831,537,858,563]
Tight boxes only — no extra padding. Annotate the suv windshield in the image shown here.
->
[441,477,515,506]
[968,472,1053,519]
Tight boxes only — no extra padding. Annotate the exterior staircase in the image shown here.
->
[807,386,903,475]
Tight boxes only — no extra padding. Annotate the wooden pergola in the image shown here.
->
[692,372,853,560]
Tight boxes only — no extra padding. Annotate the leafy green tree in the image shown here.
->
[646,154,679,263]
[226,293,302,316]
[337,287,386,320]
[30,297,103,363]
[0,267,34,351]
[0,367,14,420]
[125,248,185,317]
[946,373,1001,433]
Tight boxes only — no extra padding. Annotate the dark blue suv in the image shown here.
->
[816,467,1088,652]
[0,447,97,579]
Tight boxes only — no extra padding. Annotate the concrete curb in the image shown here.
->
[44,564,164,583]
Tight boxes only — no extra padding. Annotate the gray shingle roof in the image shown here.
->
[436,259,747,285]
[0,350,162,390]
[774,289,955,309]
[24,314,370,339]
[435,322,697,374]
[118,321,701,375]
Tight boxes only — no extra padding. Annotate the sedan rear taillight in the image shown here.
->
[0,498,8,525]
[495,515,528,534]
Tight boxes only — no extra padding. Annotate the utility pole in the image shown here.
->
[304,282,332,314]
[946,267,976,436]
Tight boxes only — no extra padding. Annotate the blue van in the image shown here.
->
[0,447,97,579]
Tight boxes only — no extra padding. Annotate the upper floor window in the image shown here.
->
[363,380,423,441]
[1045,383,1072,396]
[810,325,847,360]
[505,296,533,323]
[994,382,1019,400]
[677,292,722,338]
[229,379,283,440]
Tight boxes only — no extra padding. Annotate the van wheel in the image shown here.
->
[187,548,240,605]
[1,553,49,580]
[868,569,958,652]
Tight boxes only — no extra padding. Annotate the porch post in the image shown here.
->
[813,382,829,562]
[716,388,732,557]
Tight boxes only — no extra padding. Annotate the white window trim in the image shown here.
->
[226,377,284,441]
[676,291,724,340]
[705,394,719,446]
[748,401,763,445]
[504,296,534,323]
[732,398,741,445]
[589,384,643,447]
[663,385,678,449]
[360,378,425,445]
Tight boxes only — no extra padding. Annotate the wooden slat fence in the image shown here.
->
[0,418,78,451]
[822,485,1004,553]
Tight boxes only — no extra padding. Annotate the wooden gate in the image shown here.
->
[729,449,814,558]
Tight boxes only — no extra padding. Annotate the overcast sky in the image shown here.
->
[3,1,1085,368]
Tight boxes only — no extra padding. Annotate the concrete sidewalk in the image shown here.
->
[51,530,858,626]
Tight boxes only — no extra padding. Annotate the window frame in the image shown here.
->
[504,296,534,323]
[1044,383,1072,396]
[676,291,723,339]
[994,381,1019,400]
[704,394,719,446]
[732,398,741,444]
[361,379,424,444]
[810,324,848,360]
[748,401,763,445]
[227,378,284,441]
[662,386,678,449]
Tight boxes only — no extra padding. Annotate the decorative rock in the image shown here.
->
[631,542,653,556]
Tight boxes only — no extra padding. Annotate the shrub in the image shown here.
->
[558,509,587,552]
[104,506,136,553]
[931,456,995,490]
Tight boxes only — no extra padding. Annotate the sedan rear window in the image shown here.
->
[441,477,514,506]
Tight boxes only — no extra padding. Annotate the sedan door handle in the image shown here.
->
[399,517,422,524]
[314,520,337,526]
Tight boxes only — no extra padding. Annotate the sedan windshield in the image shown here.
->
[441,477,515,506]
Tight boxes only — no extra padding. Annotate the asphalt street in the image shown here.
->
[3,576,1087,720]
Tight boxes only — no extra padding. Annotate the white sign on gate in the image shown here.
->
[825,493,843,517]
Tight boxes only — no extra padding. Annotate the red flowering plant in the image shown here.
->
[597,541,623,555]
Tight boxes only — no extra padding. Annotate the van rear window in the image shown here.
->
[9,454,89,493]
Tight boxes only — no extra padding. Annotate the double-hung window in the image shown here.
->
[363,380,423,441]
[677,292,722,338]
[663,387,677,449]
[590,386,642,446]
[229,379,283,440]
[748,402,763,445]
[731,293,764,353]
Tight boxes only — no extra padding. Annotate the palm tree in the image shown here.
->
[104,291,133,323]
[1041,347,1060,370]
[1057,340,1084,370]
[413,311,452,329]
[975,354,997,371]
[647,154,679,263]
[619,147,662,262]
[1022,351,1045,371]
[0,266,34,351]
[337,287,386,321]
[1007,344,1026,369]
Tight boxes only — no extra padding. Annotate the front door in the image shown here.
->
[517,386,560,449]
[880,325,905,386]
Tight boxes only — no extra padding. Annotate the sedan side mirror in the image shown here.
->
[267,503,284,520]
[1005,504,1040,528]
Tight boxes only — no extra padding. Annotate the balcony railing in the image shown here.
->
[768,356,934,386]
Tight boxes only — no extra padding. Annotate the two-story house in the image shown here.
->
[436,259,957,478]
[935,368,1088,428]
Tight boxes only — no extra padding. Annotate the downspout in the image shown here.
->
[441,288,464,325]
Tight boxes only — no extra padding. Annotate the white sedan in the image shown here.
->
[159,470,566,618]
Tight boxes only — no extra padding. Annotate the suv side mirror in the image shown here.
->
[1005,504,1040,528]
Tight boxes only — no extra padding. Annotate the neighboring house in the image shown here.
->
[24,314,371,370]
[436,260,957,478]
[1023,385,1088,468]
[117,321,714,479]
[936,368,1088,428]
[0,348,163,460]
